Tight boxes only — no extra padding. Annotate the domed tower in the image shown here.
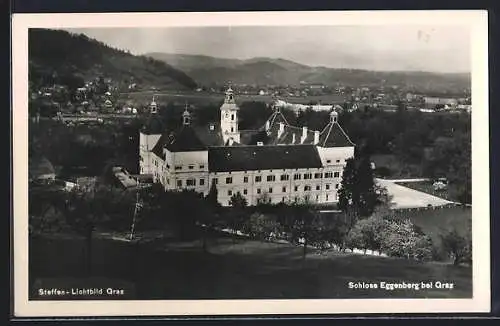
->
[220,87,240,144]
[139,96,163,175]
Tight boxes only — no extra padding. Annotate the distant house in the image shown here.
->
[424,97,458,106]
[29,156,56,182]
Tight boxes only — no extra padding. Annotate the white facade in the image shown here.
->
[220,88,241,144]
[139,132,161,175]
[210,167,345,207]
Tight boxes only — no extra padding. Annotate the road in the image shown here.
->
[376,178,454,209]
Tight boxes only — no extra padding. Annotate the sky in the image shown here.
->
[64,26,471,73]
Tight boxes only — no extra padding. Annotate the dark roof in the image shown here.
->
[152,126,207,155]
[240,129,262,145]
[193,122,224,147]
[319,122,355,147]
[208,145,322,172]
[141,113,164,135]
[259,109,354,148]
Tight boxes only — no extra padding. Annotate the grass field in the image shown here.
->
[29,231,472,300]
[392,206,472,250]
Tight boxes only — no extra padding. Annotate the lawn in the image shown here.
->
[29,231,472,300]
[391,205,472,253]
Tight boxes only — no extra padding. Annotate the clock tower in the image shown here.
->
[220,87,240,144]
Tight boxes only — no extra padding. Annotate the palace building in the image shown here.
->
[139,88,355,206]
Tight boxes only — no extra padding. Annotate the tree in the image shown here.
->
[338,151,379,218]
[164,190,203,240]
[244,213,280,241]
[206,180,219,208]
[288,198,319,260]
[440,228,472,265]
[57,184,126,275]
[227,192,248,239]
[345,216,386,253]
[379,218,434,261]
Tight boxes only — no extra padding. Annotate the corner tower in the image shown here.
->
[220,87,240,145]
[139,96,163,175]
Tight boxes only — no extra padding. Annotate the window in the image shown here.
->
[166,178,170,185]
[334,172,340,178]
[326,184,330,190]
[213,178,218,185]
[243,189,248,195]
[166,164,170,169]
[324,172,333,178]
[257,188,261,194]
[293,173,301,180]
[282,197,286,202]
[199,178,205,186]
[269,187,273,193]
[304,173,312,180]
[243,176,249,183]
[282,186,287,192]
[226,177,233,184]
[255,176,262,182]
[304,185,311,191]
[326,194,329,201]
[280,174,289,181]
[314,173,322,179]
[231,127,234,132]
[316,195,319,201]
[188,165,194,170]
[335,184,339,189]
[228,190,232,196]
[175,165,182,171]
[294,186,298,192]
[336,159,340,163]
[267,175,275,182]
[199,164,205,169]
[176,180,182,187]
[316,185,321,190]
[326,159,331,163]
[186,179,196,186]
[231,114,235,121]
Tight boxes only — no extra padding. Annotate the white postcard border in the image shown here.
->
[12,10,490,317]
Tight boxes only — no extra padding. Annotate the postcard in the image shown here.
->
[12,10,490,317]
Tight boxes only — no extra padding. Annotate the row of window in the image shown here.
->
[326,159,343,164]
[224,184,339,196]
[220,172,340,185]
[174,164,205,171]
[176,178,206,188]
[228,193,338,206]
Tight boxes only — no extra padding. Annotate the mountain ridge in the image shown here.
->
[29,29,198,90]
[145,52,470,91]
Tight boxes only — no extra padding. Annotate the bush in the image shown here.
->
[379,218,434,261]
[440,228,472,265]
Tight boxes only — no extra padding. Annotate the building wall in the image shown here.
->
[220,109,241,144]
[139,132,161,175]
[317,146,355,167]
[206,167,344,207]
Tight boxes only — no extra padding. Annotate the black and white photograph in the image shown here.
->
[12,11,490,316]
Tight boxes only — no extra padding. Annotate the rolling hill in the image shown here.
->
[29,29,197,90]
[146,52,470,92]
